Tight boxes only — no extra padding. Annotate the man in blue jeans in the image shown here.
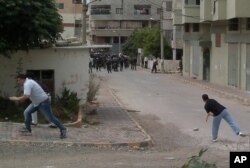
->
[202,94,245,142]
[9,74,67,139]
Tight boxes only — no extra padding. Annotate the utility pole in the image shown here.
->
[160,5,165,73]
[82,0,87,45]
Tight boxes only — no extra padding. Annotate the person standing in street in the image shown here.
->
[202,94,245,142]
[144,56,148,69]
[151,59,158,73]
[9,74,67,139]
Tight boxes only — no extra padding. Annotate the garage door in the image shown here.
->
[246,44,250,91]
[228,43,238,87]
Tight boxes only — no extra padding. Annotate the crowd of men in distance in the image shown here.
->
[89,52,137,73]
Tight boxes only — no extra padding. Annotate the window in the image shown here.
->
[247,18,250,30]
[165,1,172,11]
[228,18,239,31]
[113,37,119,43]
[26,70,55,95]
[193,23,199,32]
[157,8,161,15]
[185,0,200,5]
[91,5,111,15]
[56,3,64,9]
[72,0,81,4]
[142,21,149,28]
[212,0,216,14]
[134,5,151,15]
[215,33,221,47]
[185,24,190,32]
[74,20,81,36]
[116,8,123,14]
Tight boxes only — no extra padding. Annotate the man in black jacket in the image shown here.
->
[202,94,245,142]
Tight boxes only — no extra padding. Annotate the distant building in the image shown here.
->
[55,0,84,41]
[88,0,165,54]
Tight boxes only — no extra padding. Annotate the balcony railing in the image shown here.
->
[91,9,111,15]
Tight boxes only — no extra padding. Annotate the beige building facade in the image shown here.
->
[55,0,83,40]
[172,0,250,91]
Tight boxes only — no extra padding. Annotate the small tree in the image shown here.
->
[0,0,63,57]
[122,27,172,59]
[87,74,100,103]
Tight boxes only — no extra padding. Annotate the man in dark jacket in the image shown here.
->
[202,94,245,142]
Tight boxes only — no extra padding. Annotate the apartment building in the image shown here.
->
[88,0,165,54]
[55,0,83,40]
[173,0,250,91]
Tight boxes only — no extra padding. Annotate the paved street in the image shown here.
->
[102,68,250,149]
[1,67,250,168]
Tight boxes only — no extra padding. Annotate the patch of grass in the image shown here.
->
[181,148,217,168]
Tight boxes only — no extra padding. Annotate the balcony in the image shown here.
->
[212,0,226,21]
[90,29,134,37]
[227,0,250,19]
[182,5,200,24]
[172,9,182,25]
[200,0,212,22]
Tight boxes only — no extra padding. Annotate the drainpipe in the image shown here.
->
[82,0,87,45]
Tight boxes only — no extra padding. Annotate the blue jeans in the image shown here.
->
[24,99,66,132]
[212,109,241,139]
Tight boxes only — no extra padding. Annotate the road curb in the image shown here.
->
[107,85,154,148]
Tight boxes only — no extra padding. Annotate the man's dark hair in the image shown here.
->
[16,74,27,79]
[202,94,209,101]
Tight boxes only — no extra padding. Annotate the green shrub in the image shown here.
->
[87,74,100,102]
[53,87,81,121]
[181,148,217,168]
[0,95,25,122]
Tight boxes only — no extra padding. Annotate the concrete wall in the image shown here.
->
[0,47,90,101]
[210,33,228,86]
[148,60,180,72]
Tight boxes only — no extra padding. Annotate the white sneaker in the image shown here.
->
[212,138,218,142]
[238,132,246,137]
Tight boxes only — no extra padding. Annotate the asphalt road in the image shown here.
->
[102,68,250,148]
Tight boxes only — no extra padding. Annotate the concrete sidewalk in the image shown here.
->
[0,82,152,148]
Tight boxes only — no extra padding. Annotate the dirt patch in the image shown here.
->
[129,112,229,167]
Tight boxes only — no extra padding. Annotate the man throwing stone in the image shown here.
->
[202,94,245,142]
[9,74,67,139]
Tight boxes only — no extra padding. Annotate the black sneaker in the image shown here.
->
[19,127,32,135]
[60,129,67,139]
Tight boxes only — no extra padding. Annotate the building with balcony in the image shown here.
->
[172,0,250,91]
[88,0,165,54]
[55,0,86,41]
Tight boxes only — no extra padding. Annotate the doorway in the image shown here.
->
[203,48,210,81]
[26,70,55,96]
